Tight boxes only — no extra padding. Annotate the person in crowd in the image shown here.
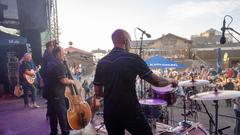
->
[93,29,177,135]
[41,40,56,120]
[235,73,240,91]
[42,40,56,98]
[82,79,90,99]
[226,68,234,78]
[73,65,81,81]
[233,97,240,135]
[45,46,75,135]
[19,53,40,108]
[223,78,235,107]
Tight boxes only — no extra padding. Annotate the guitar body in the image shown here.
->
[65,80,92,130]
[23,66,41,84]
[23,73,36,84]
[14,85,23,97]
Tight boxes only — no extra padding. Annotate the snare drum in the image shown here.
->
[152,85,177,106]
[139,99,169,124]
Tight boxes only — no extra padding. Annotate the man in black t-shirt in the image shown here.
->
[94,29,177,135]
[19,53,40,108]
[45,46,75,135]
[41,40,56,98]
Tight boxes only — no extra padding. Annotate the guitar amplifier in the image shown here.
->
[6,52,19,93]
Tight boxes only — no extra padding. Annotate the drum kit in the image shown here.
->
[139,78,240,135]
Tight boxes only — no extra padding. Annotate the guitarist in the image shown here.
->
[19,53,40,108]
[45,46,75,135]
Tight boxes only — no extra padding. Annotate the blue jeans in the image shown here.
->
[48,98,69,135]
[235,109,240,135]
[22,83,36,105]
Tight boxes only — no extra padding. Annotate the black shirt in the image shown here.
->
[41,50,53,79]
[93,48,152,118]
[19,61,33,85]
[45,57,67,99]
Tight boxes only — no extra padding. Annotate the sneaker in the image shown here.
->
[33,104,40,108]
[29,103,34,108]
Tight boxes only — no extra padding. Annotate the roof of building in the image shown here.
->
[155,33,192,43]
[130,40,154,47]
[191,28,221,38]
[91,48,107,53]
[64,46,92,56]
[191,43,240,49]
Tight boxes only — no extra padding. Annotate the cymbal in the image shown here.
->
[190,90,240,101]
[151,85,173,93]
[178,80,210,87]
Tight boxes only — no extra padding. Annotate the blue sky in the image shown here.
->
[57,0,240,51]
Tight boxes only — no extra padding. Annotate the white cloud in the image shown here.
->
[167,0,240,20]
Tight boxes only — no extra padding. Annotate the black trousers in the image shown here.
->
[104,110,153,135]
[48,98,70,135]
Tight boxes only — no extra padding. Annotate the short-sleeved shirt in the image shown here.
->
[19,61,33,85]
[45,57,67,99]
[41,50,53,79]
[93,47,152,118]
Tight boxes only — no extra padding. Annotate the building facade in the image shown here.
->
[130,33,192,61]
[64,46,94,75]
[191,28,233,46]
[91,48,107,63]
[191,28,239,68]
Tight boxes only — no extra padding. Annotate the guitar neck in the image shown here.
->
[63,60,79,95]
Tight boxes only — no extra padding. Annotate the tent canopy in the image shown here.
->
[145,55,186,69]
[0,31,27,45]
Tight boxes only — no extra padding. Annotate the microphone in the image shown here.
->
[137,27,151,38]
[220,18,226,44]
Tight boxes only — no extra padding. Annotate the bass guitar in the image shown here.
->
[23,65,41,84]
[64,60,92,130]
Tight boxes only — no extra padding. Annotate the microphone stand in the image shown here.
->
[201,101,215,134]
[139,32,144,98]
[226,27,240,36]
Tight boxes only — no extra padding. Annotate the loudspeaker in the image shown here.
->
[17,0,47,31]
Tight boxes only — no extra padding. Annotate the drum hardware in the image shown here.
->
[178,77,210,123]
[139,99,169,128]
[190,87,240,135]
[92,98,105,135]
[217,126,230,135]
[180,87,200,125]
[188,87,202,122]
[95,112,105,134]
[201,101,215,134]
[151,85,177,106]
[156,122,174,134]
[160,121,209,135]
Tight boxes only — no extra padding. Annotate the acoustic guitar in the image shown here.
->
[14,85,23,97]
[23,65,41,84]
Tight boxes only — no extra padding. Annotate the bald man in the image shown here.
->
[93,29,177,135]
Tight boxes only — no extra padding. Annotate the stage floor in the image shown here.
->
[0,96,235,135]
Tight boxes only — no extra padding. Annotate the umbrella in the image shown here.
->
[145,55,186,69]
